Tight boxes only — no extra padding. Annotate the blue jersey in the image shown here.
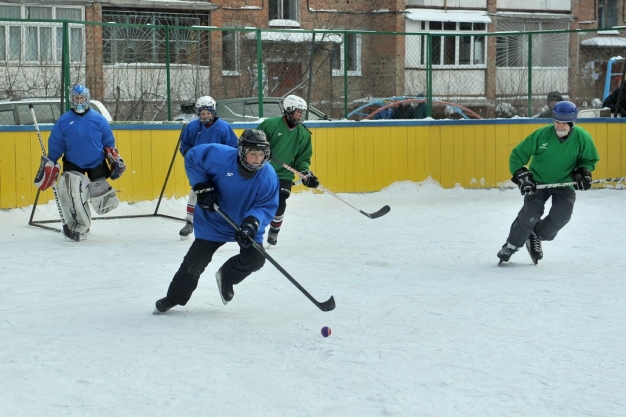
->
[184,144,279,243]
[48,109,115,169]
[179,118,238,157]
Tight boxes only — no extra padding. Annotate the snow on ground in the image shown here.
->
[1,180,625,417]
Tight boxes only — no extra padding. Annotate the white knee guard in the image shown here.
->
[89,178,119,215]
[57,171,91,235]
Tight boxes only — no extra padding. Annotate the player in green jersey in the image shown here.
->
[497,101,600,265]
[256,95,319,246]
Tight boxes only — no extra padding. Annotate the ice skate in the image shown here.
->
[179,221,193,240]
[154,297,176,314]
[497,242,519,265]
[267,230,278,247]
[215,268,234,305]
[525,231,543,265]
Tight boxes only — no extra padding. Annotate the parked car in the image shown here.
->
[172,96,331,123]
[0,97,113,125]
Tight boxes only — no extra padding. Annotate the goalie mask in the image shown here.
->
[70,84,90,114]
[238,128,270,173]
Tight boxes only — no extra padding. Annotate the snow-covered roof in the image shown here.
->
[404,8,491,24]
[581,37,626,47]
[244,31,342,44]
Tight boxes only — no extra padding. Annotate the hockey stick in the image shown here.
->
[536,177,626,189]
[30,104,81,242]
[270,156,391,219]
[214,205,336,312]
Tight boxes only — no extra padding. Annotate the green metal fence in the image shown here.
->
[1,16,625,123]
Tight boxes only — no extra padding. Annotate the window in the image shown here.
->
[415,21,486,67]
[496,21,569,68]
[598,0,618,29]
[331,33,361,76]
[222,30,239,74]
[0,5,83,63]
[269,0,299,22]
[102,11,209,65]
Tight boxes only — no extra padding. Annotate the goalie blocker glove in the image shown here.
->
[105,147,126,180]
[34,155,60,191]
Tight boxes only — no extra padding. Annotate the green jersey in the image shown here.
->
[510,124,599,185]
[257,116,312,181]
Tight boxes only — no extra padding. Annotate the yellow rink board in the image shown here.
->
[1,119,624,209]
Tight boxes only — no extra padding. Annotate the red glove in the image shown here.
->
[34,155,60,191]
[105,147,126,180]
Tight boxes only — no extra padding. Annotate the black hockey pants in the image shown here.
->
[166,238,265,305]
[506,187,576,248]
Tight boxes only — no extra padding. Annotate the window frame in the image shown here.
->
[598,0,618,29]
[331,33,362,77]
[269,0,300,22]
[0,5,84,63]
[221,29,240,76]
[102,10,209,66]
[495,20,569,68]
[414,21,488,69]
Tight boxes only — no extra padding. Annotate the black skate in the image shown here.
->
[215,268,234,305]
[525,231,543,265]
[497,242,519,265]
[267,230,278,247]
[154,297,176,314]
[179,221,193,240]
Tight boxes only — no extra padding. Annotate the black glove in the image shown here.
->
[235,216,259,248]
[301,170,319,188]
[571,167,592,190]
[512,167,536,196]
[193,181,217,211]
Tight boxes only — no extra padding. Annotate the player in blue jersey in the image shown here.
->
[33,84,125,240]
[178,95,238,239]
[155,129,279,313]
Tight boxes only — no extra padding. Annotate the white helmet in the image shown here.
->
[283,95,307,113]
[195,95,217,123]
[283,95,307,124]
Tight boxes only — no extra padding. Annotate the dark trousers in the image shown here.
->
[166,238,266,305]
[507,188,576,247]
[63,157,111,180]
[276,179,293,217]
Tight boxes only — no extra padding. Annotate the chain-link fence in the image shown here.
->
[1,16,625,123]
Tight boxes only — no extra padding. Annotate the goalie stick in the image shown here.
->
[214,204,335,312]
[30,104,81,242]
[536,177,626,189]
[270,156,390,219]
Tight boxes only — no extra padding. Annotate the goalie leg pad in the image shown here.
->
[89,178,119,215]
[57,171,92,235]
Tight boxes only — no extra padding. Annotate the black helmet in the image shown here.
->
[238,128,270,172]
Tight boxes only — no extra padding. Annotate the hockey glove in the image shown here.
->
[571,167,592,190]
[512,167,536,196]
[193,181,217,211]
[301,170,320,188]
[105,147,126,180]
[34,155,60,191]
[235,216,259,249]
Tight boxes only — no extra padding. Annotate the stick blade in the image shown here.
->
[317,295,336,312]
[362,205,391,219]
